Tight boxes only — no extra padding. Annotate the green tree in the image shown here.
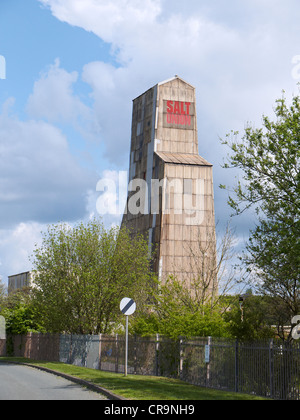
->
[132,276,230,339]
[31,218,155,334]
[132,225,248,339]
[224,295,275,341]
[221,92,300,339]
[0,288,44,334]
[0,278,6,308]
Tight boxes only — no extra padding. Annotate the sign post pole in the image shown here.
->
[120,297,136,377]
[125,315,129,377]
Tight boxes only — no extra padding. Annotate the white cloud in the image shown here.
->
[27,59,79,122]
[81,62,132,162]
[0,222,44,286]
[40,0,161,50]
[0,99,96,228]
[26,58,101,141]
[36,0,300,245]
[86,168,126,228]
[38,0,300,167]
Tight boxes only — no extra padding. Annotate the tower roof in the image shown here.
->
[133,76,195,101]
[158,75,195,89]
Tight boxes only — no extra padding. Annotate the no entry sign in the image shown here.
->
[120,297,136,316]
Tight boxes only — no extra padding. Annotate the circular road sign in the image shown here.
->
[120,297,136,316]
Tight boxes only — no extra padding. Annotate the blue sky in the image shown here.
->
[0,0,112,106]
[0,0,300,285]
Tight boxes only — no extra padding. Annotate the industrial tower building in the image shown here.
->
[122,76,217,294]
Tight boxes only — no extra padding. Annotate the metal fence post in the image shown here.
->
[115,334,119,373]
[179,337,184,380]
[69,334,73,364]
[28,331,32,359]
[155,333,159,377]
[84,335,88,368]
[134,334,138,375]
[98,333,102,370]
[269,338,274,399]
[206,336,212,387]
[235,339,239,393]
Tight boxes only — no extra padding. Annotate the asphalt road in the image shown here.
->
[0,363,108,400]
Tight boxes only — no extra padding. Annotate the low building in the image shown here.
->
[8,271,34,293]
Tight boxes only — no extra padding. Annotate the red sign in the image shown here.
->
[164,100,193,127]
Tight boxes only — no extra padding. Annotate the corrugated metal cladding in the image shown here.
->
[122,76,217,296]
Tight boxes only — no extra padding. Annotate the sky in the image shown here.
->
[0,0,300,286]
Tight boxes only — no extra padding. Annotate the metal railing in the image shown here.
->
[1,334,299,400]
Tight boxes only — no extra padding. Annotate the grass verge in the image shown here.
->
[0,357,268,400]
